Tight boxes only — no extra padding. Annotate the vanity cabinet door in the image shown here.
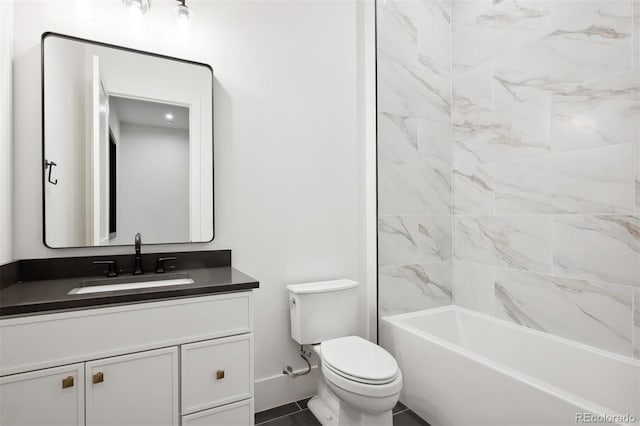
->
[85,347,178,426]
[0,363,84,426]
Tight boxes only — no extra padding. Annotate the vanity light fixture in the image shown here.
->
[165,113,174,123]
[122,0,193,29]
[123,0,151,15]
[175,0,193,23]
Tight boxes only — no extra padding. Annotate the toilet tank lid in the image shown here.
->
[287,279,359,294]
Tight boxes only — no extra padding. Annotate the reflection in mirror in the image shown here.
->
[42,33,213,248]
[108,97,190,244]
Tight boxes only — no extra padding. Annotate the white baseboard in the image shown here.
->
[254,366,318,413]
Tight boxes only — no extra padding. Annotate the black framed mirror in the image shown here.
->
[42,32,214,248]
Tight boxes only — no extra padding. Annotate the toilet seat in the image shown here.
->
[320,336,400,389]
[322,362,403,398]
[323,361,395,385]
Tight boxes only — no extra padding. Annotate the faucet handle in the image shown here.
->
[155,257,177,274]
[93,260,118,278]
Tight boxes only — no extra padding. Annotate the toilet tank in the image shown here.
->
[287,279,360,345]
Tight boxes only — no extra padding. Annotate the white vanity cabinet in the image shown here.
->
[0,292,255,426]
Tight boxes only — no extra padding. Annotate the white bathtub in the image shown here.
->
[382,306,640,426]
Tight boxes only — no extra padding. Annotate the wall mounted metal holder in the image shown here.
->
[44,159,58,185]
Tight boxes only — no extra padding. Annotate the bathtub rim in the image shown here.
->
[381,305,639,420]
[383,305,640,366]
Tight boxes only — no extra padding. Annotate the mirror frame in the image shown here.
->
[41,32,215,248]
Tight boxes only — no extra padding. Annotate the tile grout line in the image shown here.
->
[256,402,304,426]
[258,403,419,425]
[450,0,455,310]
[632,291,636,358]
[551,215,554,277]
[256,409,307,426]
[448,259,636,290]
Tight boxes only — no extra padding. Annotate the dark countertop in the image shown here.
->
[0,266,259,318]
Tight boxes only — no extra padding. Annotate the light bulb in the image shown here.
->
[177,6,191,21]
[173,1,193,42]
[123,0,151,15]
[175,1,193,26]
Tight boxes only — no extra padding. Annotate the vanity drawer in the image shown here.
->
[182,399,254,426]
[0,292,253,376]
[181,334,254,415]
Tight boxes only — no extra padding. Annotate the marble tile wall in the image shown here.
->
[450,0,640,358]
[377,0,640,358]
[377,0,453,318]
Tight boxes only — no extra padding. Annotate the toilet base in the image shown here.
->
[308,396,338,426]
[308,393,393,426]
[307,370,394,426]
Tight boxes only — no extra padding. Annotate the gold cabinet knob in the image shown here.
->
[93,372,104,384]
[62,376,74,389]
[216,370,225,380]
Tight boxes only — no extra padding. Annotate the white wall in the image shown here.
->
[12,0,374,410]
[356,0,377,342]
[0,0,14,266]
[113,123,190,245]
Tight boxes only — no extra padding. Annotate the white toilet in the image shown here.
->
[287,279,403,426]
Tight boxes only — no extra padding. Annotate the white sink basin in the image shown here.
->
[68,275,195,295]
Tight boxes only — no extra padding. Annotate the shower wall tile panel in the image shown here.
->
[377,0,453,319]
[450,0,640,358]
[378,0,640,358]
[551,71,640,152]
[553,215,640,287]
[494,268,634,357]
[378,215,452,267]
[453,261,495,315]
[494,144,634,215]
[379,261,453,317]
[453,215,552,273]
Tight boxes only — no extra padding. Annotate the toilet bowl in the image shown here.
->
[308,336,402,426]
[286,280,403,426]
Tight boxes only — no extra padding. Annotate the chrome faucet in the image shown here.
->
[133,233,144,275]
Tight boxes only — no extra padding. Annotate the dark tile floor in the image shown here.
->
[255,399,430,426]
